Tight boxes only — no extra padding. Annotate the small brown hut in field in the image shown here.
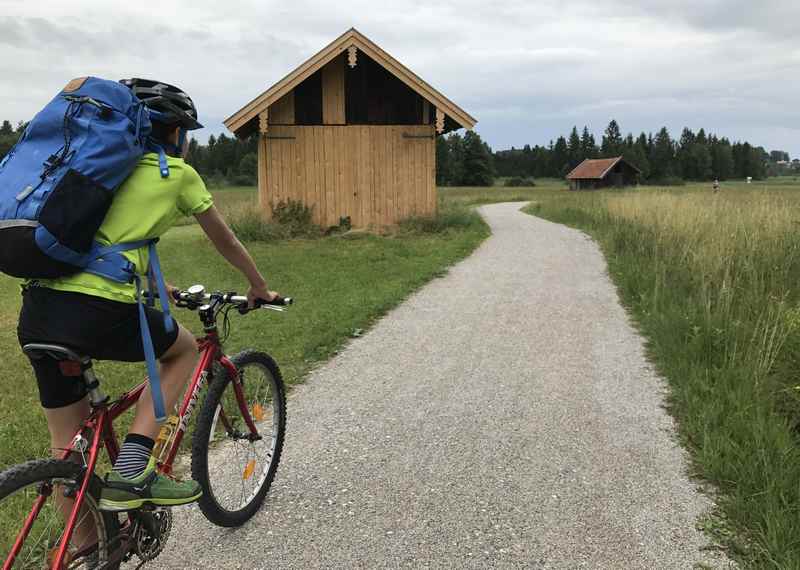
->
[224,28,477,228]
[566,156,641,190]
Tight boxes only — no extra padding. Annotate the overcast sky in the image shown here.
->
[2,0,798,157]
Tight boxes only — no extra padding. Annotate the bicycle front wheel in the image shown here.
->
[191,350,286,527]
[0,459,120,569]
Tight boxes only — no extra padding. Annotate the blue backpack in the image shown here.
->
[0,76,174,421]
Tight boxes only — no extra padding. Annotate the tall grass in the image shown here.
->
[528,186,800,567]
[398,201,485,234]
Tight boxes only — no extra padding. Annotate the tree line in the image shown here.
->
[491,119,790,185]
[1,118,795,187]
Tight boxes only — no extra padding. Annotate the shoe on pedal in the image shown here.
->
[99,457,202,512]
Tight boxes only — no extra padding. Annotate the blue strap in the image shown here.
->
[84,254,137,283]
[83,239,153,284]
[146,139,170,178]
[134,274,167,423]
[157,147,169,179]
[93,239,151,258]
[35,226,90,267]
[146,241,175,333]
[84,239,174,423]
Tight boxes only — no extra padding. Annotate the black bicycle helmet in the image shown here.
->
[120,78,203,130]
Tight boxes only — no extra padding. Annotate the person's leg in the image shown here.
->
[109,324,197,480]
[130,324,198,440]
[43,399,99,551]
[43,397,90,457]
[20,289,100,550]
[100,323,203,511]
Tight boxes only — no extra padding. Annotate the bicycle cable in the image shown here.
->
[220,304,234,344]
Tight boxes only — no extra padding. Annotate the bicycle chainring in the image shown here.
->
[133,508,172,563]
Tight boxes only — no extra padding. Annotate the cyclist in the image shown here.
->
[17,78,278,513]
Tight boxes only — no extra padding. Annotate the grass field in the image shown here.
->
[4,176,800,566]
[523,177,800,568]
[0,185,497,554]
[0,191,497,469]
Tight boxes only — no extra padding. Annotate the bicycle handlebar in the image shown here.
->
[147,285,293,312]
[173,289,293,308]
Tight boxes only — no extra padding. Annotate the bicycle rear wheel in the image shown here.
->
[191,350,286,527]
[0,459,120,569]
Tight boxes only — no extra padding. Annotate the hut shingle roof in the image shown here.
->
[566,156,641,180]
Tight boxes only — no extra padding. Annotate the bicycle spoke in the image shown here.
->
[1,464,115,570]
[192,351,285,526]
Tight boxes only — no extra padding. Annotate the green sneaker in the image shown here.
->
[99,458,202,512]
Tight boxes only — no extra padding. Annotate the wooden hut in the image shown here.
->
[566,156,641,190]
[224,28,477,228]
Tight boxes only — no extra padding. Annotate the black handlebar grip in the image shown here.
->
[254,296,293,307]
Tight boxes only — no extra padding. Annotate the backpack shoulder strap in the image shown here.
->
[85,239,174,423]
[136,241,174,423]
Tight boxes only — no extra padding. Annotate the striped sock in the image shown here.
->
[113,434,155,480]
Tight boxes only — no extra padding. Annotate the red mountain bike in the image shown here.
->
[0,285,290,569]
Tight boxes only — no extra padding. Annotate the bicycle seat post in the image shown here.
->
[82,362,109,408]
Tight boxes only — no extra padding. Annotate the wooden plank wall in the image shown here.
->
[260,125,435,227]
[269,91,295,124]
[321,55,345,125]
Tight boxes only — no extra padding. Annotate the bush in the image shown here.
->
[227,199,321,242]
[271,199,314,227]
[227,208,286,242]
[504,176,536,187]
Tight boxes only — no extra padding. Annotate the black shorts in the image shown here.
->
[18,286,179,409]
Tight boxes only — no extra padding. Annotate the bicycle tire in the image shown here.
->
[191,350,286,527]
[0,459,121,569]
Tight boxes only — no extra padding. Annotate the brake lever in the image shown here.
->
[237,297,292,315]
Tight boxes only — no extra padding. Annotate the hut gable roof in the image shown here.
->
[224,28,477,136]
[566,156,641,180]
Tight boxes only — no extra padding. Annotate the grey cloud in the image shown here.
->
[0,0,797,158]
[0,16,23,45]
[608,0,800,36]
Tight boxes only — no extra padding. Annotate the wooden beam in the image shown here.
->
[322,55,346,125]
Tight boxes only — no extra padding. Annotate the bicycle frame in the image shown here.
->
[5,326,259,570]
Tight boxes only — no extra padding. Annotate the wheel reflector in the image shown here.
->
[243,460,256,480]
[252,403,264,422]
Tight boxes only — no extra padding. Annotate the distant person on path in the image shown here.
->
[712,179,720,193]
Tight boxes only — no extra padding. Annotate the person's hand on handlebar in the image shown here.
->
[247,283,280,308]
[166,283,180,305]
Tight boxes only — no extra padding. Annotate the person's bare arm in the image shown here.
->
[195,206,277,305]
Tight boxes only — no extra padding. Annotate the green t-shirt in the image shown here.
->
[33,153,213,303]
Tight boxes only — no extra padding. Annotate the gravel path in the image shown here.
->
[155,202,732,569]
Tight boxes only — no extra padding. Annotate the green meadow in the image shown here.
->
[523,177,800,568]
[4,176,800,567]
